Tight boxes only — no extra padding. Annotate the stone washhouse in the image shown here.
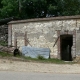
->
[8,15,80,61]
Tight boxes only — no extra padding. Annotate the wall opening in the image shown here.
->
[60,34,73,61]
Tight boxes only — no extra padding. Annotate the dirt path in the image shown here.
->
[0,58,80,74]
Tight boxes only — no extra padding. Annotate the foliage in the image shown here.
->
[0,0,19,19]
[0,0,80,19]
[0,51,74,64]
[23,56,74,64]
[0,51,12,57]
[59,0,80,16]
[37,55,45,60]
[21,0,47,18]
[0,41,7,46]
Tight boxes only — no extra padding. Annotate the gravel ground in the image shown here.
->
[0,58,80,74]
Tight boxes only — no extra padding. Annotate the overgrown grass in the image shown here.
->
[37,55,45,60]
[0,51,12,57]
[23,56,74,64]
[0,51,74,64]
[0,41,7,46]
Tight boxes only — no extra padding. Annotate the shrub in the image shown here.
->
[37,55,45,60]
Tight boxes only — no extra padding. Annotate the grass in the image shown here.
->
[0,41,7,46]
[0,51,75,64]
[0,51,12,57]
[23,56,74,64]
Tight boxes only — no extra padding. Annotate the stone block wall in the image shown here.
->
[0,25,8,42]
[8,16,80,58]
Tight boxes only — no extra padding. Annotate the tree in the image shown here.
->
[0,0,3,19]
[21,0,58,18]
[0,0,80,20]
[57,0,80,16]
[21,0,47,18]
[47,0,58,17]
[0,0,19,19]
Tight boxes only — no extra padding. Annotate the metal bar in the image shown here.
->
[53,36,60,47]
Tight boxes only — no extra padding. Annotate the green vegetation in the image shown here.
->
[23,56,74,64]
[0,41,7,46]
[0,51,74,64]
[0,0,80,19]
[37,55,45,60]
[0,51,12,57]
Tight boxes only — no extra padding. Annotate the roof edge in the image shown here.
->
[8,15,80,24]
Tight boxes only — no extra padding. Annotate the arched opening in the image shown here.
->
[60,34,73,61]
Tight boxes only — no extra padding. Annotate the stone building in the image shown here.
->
[8,15,80,61]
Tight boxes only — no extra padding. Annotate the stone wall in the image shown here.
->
[0,25,8,42]
[8,16,80,58]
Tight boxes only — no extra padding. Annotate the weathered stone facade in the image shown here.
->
[8,15,80,60]
[0,25,8,42]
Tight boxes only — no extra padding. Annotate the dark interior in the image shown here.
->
[60,35,73,61]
